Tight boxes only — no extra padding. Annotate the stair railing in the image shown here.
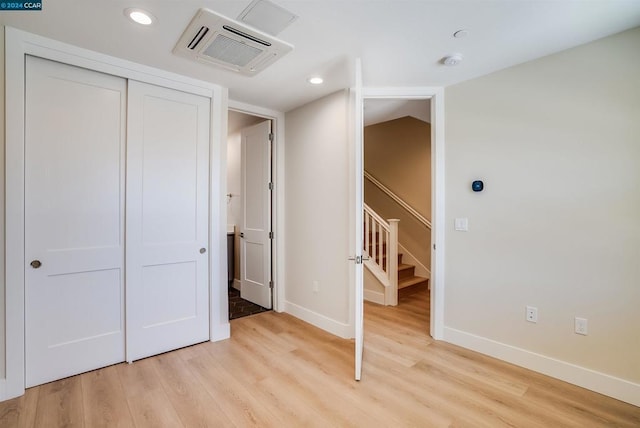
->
[364,203,399,306]
[364,171,431,230]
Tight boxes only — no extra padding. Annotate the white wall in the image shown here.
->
[284,90,352,337]
[444,27,640,400]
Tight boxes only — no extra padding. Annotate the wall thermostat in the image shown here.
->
[472,180,484,192]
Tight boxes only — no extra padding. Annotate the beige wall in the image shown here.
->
[284,90,351,332]
[444,27,640,383]
[364,116,431,268]
[365,117,431,217]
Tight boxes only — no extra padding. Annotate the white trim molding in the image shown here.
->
[2,27,228,402]
[444,327,640,407]
[363,289,385,305]
[284,301,353,339]
[227,100,286,313]
[360,86,445,340]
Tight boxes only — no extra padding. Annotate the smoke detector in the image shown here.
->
[173,8,294,76]
[442,54,463,66]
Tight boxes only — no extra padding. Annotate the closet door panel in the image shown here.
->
[24,56,126,387]
[126,80,210,361]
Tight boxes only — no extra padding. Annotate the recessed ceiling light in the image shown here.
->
[308,77,323,85]
[124,8,155,25]
[453,29,469,38]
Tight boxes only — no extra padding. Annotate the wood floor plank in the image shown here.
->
[126,389,183,428]
[187,350,284,427]
[33,376,84,428]
[81,365,135,427]
[116,358,163,400]
[276,347,406,427]
[363,348,509,427]
[4,288,639,427]
[0,385,40,428]
[154,350,235,427]
[418,344,530,397]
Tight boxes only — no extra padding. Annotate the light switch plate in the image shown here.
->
[454,218,469,231]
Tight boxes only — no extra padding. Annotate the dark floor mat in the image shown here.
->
[228,287,270,320]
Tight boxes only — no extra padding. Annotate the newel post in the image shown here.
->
[387,219,400,306]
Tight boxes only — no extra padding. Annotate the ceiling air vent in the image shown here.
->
[173,8,293,76]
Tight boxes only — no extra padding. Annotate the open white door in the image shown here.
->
[240,120,273,309]
[353,59,365,381]
[126,80,211,362]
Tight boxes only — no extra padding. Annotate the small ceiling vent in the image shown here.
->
[173,8,293,76]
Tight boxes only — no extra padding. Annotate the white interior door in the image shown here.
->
[25,56,126,387]
[126,80,211,362]
[354,59,365,380]
[240,120,272,309]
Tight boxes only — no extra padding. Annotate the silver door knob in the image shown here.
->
[199,248,206,254]
[30,260,42,269]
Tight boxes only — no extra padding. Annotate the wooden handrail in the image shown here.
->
[364,171,431,230]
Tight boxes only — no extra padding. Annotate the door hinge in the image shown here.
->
[268,182,274,190]
[268,231,274,239]
[268,133,274,142]
[269,280,273,289]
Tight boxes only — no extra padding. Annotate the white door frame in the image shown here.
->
[2,27,229,401]
[228,100,285,313]
[358,87,445,340]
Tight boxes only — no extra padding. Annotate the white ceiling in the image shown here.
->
[2,1,639,113]
[364,99,431,127]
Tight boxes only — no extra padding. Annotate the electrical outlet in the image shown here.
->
[526,306,538,323]
[312,280,319,293]
[575,317,588,335]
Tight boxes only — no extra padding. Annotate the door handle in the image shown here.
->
[199,248,206,254]
[30,260,42,269]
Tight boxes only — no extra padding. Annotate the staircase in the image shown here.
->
[369,244,428,297]
[397,254,429,296]
[364,204,429,306]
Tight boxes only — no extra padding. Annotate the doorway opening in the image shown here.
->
[354,85,445,381]
[227,109,275,320]
[362,98,432,332]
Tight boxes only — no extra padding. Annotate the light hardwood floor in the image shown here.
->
[1,290,639,427]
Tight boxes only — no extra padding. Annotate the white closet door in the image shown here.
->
[240,120,273,309]
[25,56,126,387]
[126,80,210,362]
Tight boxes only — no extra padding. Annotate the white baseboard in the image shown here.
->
[443,327,640,407]
[364,289,385,305]
[284,301,352,339]
[233,279,241,290]
[211,322,231,342]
